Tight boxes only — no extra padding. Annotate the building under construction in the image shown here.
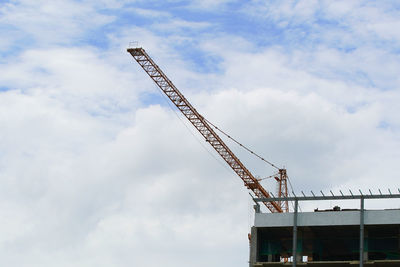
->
[249,193,400,267]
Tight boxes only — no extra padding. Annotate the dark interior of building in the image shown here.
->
[257,225,400,263]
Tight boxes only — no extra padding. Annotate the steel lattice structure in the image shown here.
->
[128,47,282,213]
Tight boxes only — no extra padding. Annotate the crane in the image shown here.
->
[127,47,288,213]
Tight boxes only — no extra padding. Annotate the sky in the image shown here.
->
[1,0,400,266]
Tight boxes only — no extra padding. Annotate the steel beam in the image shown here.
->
[254,193,400,202]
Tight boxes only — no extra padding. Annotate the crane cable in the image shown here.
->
[258,172,279,181]
[204,118,280,170]
[152,86,234,175]
[204,117,301,211]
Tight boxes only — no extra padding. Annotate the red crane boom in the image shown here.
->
[128,47,283,213]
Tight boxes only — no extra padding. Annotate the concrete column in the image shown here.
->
[364,229,368,261]
[296,230,303,263]
[249,226,258,267]
[293,199,298,267]
[398,228,400,251]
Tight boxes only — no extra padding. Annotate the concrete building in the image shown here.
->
[249,193,400,267]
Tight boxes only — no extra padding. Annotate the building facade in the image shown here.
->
[249,194,400,267]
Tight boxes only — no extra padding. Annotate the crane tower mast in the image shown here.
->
[128,47,283,213]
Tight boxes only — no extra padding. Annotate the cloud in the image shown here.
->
[129,7,172,18]
[0,46,144,119]
[0,89,252,266]
[1,1,400,266]
[0,0,114,50]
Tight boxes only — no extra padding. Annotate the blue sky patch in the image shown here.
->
[139,91,170,107]
[378,121,390,130]
[0,86,11,92]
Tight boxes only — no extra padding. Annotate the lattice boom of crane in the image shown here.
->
[128,47,283,213]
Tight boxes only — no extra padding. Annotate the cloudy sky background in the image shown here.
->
[1,0,400,266]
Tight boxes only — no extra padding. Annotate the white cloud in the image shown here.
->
[0,91,252,266]
[0,0,114,48]
[1,1,400,266]
[0,46,144,119]
[129,7,172,18]
[152,18,212,32]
